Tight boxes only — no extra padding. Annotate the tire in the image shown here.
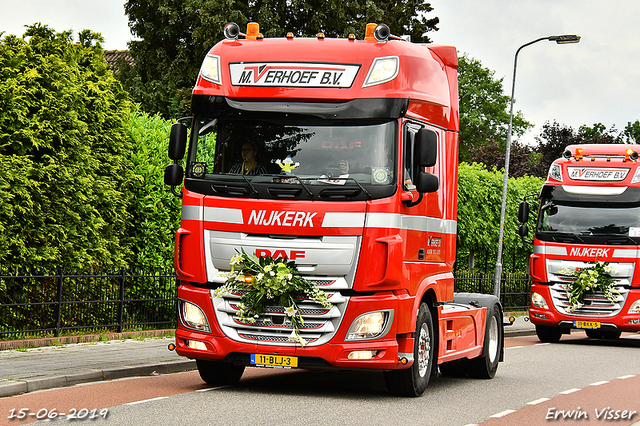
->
[384,303,435,397]
[535,325,563,343]
[586,330,622,339]
[196,359,245,385]
[467,303,503,379]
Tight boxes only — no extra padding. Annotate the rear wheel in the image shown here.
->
[384,303,435,397]
[467,303,503,379]
[535,325,563,343]
[196,359,245,385]
[585,330,622,339]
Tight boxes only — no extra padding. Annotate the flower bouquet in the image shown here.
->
[562,261,619,312]
[211,249,332,346]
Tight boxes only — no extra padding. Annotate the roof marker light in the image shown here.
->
[286,32,294,39]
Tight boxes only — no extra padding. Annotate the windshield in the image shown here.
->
[185,117,398,200]
[537,200,640,243]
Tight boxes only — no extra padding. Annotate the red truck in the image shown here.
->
[518,144,640,342]
[164,22,503,396]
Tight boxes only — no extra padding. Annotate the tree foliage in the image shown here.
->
[458,54,532,162]
[119,0,439,118]
[457,162,543,271]
[0,25,134,268]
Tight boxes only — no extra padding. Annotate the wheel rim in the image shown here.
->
[487,315,499,363]
[417,323,431,377]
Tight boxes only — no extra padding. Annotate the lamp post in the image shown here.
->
[493,34,580,298]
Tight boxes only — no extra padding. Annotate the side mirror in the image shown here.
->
[168,122,188,160]
[518,201,530,223]
[415,172,439,194]
[518,224,529,238]
[414,128,437,168]
[164,163,184,187]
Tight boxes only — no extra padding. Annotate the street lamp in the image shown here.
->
[492,34,580,298]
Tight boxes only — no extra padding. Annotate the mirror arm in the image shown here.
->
[170,185,183,199]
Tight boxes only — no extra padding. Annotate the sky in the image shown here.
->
[1,1,639,145]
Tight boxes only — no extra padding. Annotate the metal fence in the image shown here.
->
[0,267,177,339]
[453,270,531,310]
[1,267,531,339]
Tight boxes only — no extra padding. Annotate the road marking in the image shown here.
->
[491,409,517,418]
[506,346,523,350]
[125,396,169,405]
[535,343,550,346]
[195,385,231,392]
[527,397,551,405]
[618,374,636,379]
[590,380,609,386]
[560,388,581,394]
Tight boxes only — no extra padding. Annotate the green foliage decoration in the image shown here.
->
[0,24,134,268]
[561,261,619,313]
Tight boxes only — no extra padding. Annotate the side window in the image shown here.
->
[403,123,420,190]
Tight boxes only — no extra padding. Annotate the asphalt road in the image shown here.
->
[1,333,639,426]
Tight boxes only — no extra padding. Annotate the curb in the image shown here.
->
[0,330,175,351]
[0,360,196,399]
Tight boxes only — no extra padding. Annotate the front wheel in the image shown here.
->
[384,303,435,397]
[196,359,245,385]
[586,330,622,339]
[535,324,563,343]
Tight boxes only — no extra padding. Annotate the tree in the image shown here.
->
[467,140,545,178]
[458,54,532,162]
[0,25,134,268]
[119,0,440,119]
[623,120,640,144]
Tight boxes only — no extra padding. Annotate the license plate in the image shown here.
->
[251,354,298,368]
[574,320,601,329]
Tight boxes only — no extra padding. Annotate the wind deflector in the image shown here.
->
[192,95,409,120]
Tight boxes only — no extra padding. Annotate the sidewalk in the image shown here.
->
[0,316,535,398]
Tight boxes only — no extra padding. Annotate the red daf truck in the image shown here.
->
[164,22,503,396]
[518,144,640,342]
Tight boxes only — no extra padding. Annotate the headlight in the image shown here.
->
[362,56,399,88]
[346,310,393,340]
[628,300,640,314]
[549,164,562,181]
[200,54,221,85]
[631,168,640,184]
[180,301,211,333]
[531,292,549,309]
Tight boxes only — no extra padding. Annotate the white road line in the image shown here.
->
[618,374,636,379]
[195,385,231,392]
[125,396,169,405]
[590,380,609,386]
[560,388,581,395]
[491,409,517,418]
[527,397,551,405]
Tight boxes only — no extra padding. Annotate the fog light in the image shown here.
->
[629,319,640,325]
[628,300,640,314]
[531,312,547,319]
[346,310,392,340]
[185,340,207,350]
[181,301,211,332]
[531,292,549,309]
[348,350,378,360]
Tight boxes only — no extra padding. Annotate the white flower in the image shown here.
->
[257,273,264,281]
[230,253,243,265]
[284,305,297,317]
[287,274,293,280]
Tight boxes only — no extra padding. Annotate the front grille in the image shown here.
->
[549,283,629,316]
[211,277,349,346]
